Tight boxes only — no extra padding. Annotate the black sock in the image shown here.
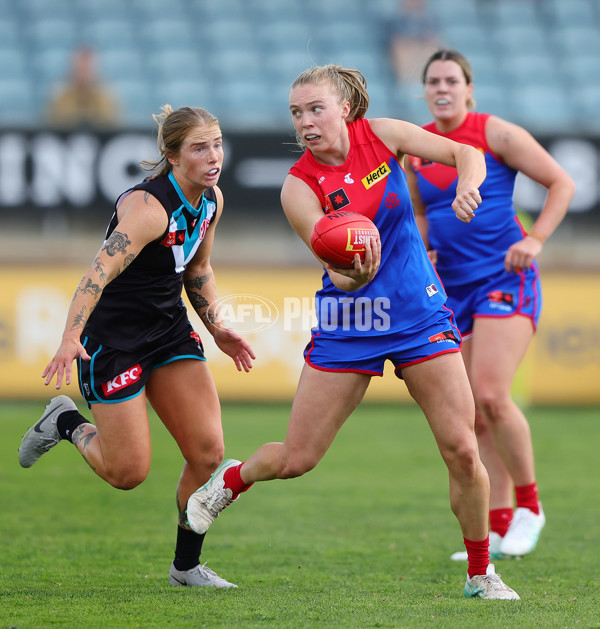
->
[173,525,205,571]
[56,410,92,443]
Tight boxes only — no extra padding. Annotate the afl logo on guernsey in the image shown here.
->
[362,162,391,189]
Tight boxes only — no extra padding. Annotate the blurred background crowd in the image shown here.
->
[0,0,598,268]
[1,0,599,133]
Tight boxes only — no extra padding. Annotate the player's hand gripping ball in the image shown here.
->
[310,211,380,268]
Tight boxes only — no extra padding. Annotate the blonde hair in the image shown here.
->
[422,49,476,110]
[141,104,220,177]
[291,64,369,145]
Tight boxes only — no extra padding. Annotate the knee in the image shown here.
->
[105,465,149,490]
[442,437,480,481]
[183,442,225,486]
[473,387,510,425]
[183,440,225,476]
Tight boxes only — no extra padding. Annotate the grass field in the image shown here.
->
[1,401,599,628]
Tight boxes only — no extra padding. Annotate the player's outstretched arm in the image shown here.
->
[43,191,168,388]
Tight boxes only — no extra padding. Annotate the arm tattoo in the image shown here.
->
[115,253,136,277]
[187,292,210,311]
[185,272,222,324]
[103,231,131,257]
[80,277,102,297]
[69,305,89,332]
[200,309,221,326]
[186,272,212,292]
[94,259,108,284]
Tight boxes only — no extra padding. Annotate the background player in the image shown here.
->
[19,104,255,588]
[187,64,520,599]
[406,49,575,559]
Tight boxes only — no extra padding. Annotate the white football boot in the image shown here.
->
[500,505,545,557]
[187,459,242,534]
[169,562,237,588]
[464,564,520,599]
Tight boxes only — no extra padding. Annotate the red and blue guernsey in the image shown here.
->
[409,111,535,288]
[289,117,448,338]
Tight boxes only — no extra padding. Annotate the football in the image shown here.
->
[310,211,379,268]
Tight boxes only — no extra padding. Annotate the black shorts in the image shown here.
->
[78,325,206,406]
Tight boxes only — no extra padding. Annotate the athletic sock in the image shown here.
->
[223,462,253,498]
[173,525,206,571]
[515,482,540,514]
[489,507,513,537]
[56,410,92,443]
[464,536,489,579]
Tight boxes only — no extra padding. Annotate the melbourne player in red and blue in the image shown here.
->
[292,115,463,375]
[407,49,575,562]
[186,64,522,599]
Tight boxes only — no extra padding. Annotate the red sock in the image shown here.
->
[464,536,489,579]
[223,462,253,498]
[489,508,513,537]
[515,482,539,514]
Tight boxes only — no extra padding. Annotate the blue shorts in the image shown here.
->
[304,307,461,379]
[444,266,542,338]
[78,326,206,405]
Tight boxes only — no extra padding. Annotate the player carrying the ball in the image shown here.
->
[19,105,254,589]
[188,64,520,599]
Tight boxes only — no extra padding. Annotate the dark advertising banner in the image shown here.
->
[0,129,598,223]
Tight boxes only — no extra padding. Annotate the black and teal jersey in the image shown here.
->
[83,172,217,351]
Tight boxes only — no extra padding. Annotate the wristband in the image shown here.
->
[527,231,547,244]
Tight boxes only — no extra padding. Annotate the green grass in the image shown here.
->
[1,401,599,628]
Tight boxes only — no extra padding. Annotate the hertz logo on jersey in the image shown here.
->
[362,162,391,189]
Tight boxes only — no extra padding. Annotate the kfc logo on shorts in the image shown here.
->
[102,364,142,396]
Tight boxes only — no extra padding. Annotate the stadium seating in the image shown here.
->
[0,0,597,133]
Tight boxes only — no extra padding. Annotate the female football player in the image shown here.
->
[19,105,255,588]
[407,49,574,560]
[187,64,520,599]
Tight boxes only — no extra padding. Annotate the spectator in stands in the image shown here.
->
[407,48,575,561]
[45,45,120,129]
[386,0,441,86]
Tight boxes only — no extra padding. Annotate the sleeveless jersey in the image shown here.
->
[408,111,533,286]
[290,117,446,337]
[83,172,217,351]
